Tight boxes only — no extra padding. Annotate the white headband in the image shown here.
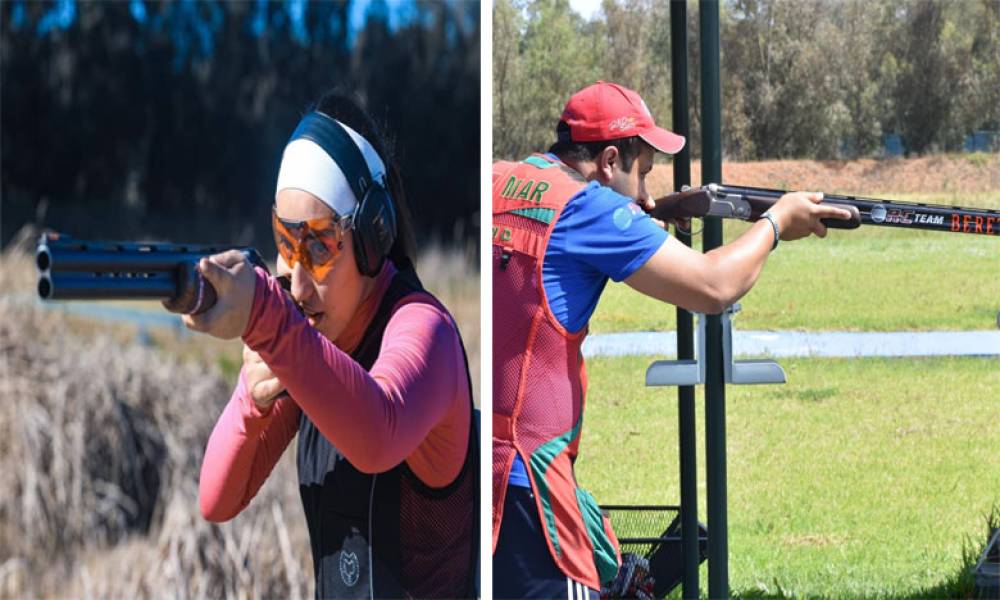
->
[275,119,387,217]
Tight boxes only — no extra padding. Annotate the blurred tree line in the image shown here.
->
[494,0,1000,161]
[1,0,479,251]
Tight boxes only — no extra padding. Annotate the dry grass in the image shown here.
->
[0,270,313,598]
[0,237,479,598]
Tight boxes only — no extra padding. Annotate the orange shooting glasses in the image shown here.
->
[271,206,352,280]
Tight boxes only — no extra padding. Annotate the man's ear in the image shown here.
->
[594,145,619,185]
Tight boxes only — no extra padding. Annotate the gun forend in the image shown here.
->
[36,233,267,315]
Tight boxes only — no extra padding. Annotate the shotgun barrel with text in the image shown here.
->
[36,233,267,315]
[651,183,1000,236]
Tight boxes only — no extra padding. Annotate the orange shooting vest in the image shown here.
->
[492,154,620,590]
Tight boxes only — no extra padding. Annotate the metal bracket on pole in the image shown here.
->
[723,305,786,384]
[645,304,786,387]
[646,310,707,386]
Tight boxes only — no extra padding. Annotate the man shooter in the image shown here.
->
[492,81,852,599]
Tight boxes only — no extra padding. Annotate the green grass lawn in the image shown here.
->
[575,355,1000,598]
[590,192,1000,333]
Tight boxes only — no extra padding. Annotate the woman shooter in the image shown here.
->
[183,91,478,599]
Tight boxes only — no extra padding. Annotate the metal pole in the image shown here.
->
[699,0,728,597]
[670,1,699,598]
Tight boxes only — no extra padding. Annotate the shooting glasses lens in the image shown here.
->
[271,207,349,280]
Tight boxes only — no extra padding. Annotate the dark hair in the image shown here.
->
[547,121,644,171]
[312,89,417,269]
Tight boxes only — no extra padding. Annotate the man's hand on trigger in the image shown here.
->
[637,196,689,231]
[181,250,257,339]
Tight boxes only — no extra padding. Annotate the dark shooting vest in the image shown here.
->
[297,265,478,599]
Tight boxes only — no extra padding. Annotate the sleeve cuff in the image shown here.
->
[241,266,272,341]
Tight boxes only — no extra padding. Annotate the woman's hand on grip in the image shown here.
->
[242,344,285,411]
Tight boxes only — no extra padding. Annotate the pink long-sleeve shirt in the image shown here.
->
[199,262,471,522]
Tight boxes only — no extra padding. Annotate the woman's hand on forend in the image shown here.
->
[181,250,257,340]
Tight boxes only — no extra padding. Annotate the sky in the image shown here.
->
[568,0,602,21]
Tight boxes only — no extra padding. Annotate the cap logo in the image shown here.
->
[608,116,636,132]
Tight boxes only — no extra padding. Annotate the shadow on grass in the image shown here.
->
[727,505,1000,600]
[731,551,975,599]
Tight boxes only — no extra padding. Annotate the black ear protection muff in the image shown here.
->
[287,111,397,277]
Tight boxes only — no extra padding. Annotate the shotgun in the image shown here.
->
[36,233,269,315]
[651,184,1000,236]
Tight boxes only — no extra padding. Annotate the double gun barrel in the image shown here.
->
[36,234,266,315]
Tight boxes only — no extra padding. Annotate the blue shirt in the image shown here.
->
[509,159,668,486]
[544,178,668,332]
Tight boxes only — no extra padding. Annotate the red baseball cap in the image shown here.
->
[560,81,686,154]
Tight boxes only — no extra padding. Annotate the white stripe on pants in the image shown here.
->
[566,575,595,599]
